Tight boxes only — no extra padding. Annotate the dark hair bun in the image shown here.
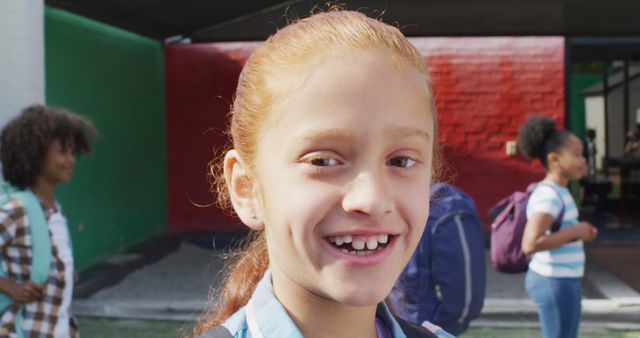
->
[518,115,556,159]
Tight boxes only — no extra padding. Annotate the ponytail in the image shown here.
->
[194,231,269,335]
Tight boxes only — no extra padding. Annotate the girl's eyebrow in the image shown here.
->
[386,126,431,141]
[297,127,431,143]
[299,129,356,143]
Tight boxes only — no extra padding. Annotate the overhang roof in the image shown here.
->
[581,67,640,96]
[47,0,640,42]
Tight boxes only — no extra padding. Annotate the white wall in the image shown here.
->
[585,96,605,170]
[0,1,45,127]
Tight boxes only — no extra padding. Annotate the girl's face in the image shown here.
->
[40,138,76,185]
[554,135,587,180]
[252,47,434,307]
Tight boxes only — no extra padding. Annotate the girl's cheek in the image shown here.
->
[580,163,588,176]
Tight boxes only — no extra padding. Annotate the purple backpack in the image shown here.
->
[488,182,565,273]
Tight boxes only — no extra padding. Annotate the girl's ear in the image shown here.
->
[547,152,560,168]
[224,150,264,230]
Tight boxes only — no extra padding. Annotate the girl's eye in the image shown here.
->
[387,156,417,168]
[308,157,340,167]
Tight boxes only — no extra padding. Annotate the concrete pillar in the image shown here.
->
[0,1,45,126]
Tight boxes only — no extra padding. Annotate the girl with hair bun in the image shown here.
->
[518,115,598,338]
[195,9,454,338]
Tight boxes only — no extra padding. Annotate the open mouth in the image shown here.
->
[326,234,394,256]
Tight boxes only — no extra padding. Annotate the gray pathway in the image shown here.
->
[72,239,640,328]
[74,242,223,322]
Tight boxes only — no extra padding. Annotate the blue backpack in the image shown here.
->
[388,182,486,336]
[0,186,51,338]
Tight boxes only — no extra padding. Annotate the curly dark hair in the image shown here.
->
[518,115,572,168]
[1,104,98,189]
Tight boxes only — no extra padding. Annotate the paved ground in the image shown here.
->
[75,317,640,338]
[74,239,222,323]
[587,244,640,293]
[72,230,640,336]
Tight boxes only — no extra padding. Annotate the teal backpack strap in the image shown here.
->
[2,183,10,198]
[11,191,51,284]
[0,188,51,338]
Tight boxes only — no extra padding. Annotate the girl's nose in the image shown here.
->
[342,170,394,218]
[66,150,76,164]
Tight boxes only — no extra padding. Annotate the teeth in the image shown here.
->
[366,238,379,250]
[352,239,365,250]
[342,250,377,256]
[330,234,391,252]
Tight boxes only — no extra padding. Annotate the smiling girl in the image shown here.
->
[195,10,453,338]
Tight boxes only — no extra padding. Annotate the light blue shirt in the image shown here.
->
[221,270,455,338]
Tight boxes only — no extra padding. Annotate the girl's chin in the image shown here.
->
[332,293,387,307]
[324,281,393,307]
[58,175,72,183]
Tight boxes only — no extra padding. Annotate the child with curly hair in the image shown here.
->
[518,115,598,338]
[0,104,97,337]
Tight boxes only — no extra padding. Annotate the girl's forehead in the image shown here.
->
[564,135,582,150]
[51,137,75,149]
[268,48,429,108]
[267,46,426,96]
[258,48,433,142]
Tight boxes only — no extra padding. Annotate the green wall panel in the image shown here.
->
[569,73,602,138]
[45,6,166,270]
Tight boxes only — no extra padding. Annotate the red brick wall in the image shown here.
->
[413,37,565,226]
[165,37,565,232]
[165,43,258,232]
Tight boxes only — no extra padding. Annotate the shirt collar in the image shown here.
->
[245,269,303,338]
[246,269,407,338]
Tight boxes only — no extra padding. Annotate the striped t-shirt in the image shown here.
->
[526,180,585,278]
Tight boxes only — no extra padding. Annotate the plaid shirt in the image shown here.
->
[0,199,77,338]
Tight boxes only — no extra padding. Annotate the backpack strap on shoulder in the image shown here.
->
[0,188,52,338]
[11,190,51,284]
[1,183,11,198]
[536,182,566,232]
[196,325,234,338]
[395,317,439,338]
